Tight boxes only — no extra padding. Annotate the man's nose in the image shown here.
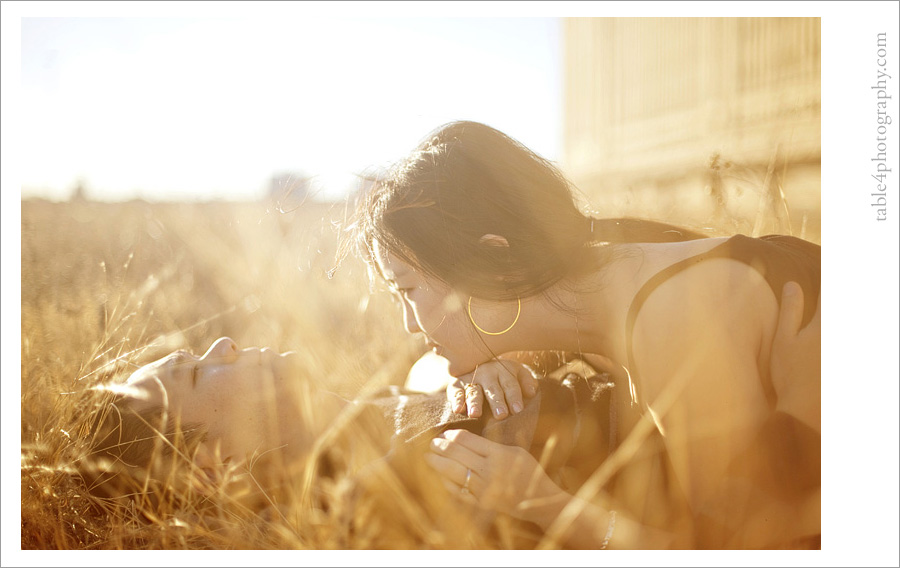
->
[201,337,240,363]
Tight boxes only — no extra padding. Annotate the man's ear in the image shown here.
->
[479,233,509,247]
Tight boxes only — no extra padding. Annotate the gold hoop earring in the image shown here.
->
[467,296,521,336]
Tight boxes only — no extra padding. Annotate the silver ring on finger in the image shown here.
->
[460,468,472,496]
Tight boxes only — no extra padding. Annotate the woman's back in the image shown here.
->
[624,234,821,408]
[615,233,820,548]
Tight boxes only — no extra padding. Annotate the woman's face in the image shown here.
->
[124,337,335,465]
[373,241,499,376]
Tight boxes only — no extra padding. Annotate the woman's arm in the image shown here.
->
[425,429,677,549]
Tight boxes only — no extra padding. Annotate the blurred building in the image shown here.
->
[561,18,821,241]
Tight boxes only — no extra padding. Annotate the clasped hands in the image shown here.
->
[424,357,554,521]
[447,357,539,419]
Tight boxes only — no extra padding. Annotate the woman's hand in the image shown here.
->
[424,429,563,524]
[446,359,539,419]
[425,429,661,548]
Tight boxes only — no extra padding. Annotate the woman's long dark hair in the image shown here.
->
[344,121,705,300]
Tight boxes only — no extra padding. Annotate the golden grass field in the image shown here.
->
[20,197,432,550]
[19,174,820,550]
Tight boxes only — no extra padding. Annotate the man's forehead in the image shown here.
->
[122,357,172,401]
[117,373,165,413]
[125,356,166,383]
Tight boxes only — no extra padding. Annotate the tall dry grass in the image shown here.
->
[20,197,432,550]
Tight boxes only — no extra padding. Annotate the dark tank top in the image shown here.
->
[624,234,821,409]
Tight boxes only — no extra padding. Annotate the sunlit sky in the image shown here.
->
[21,16,561,202]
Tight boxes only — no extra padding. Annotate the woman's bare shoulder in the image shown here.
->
[627,256,790,521]
[630,256,778,413]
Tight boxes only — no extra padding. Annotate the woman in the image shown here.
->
[344,120,821,548]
